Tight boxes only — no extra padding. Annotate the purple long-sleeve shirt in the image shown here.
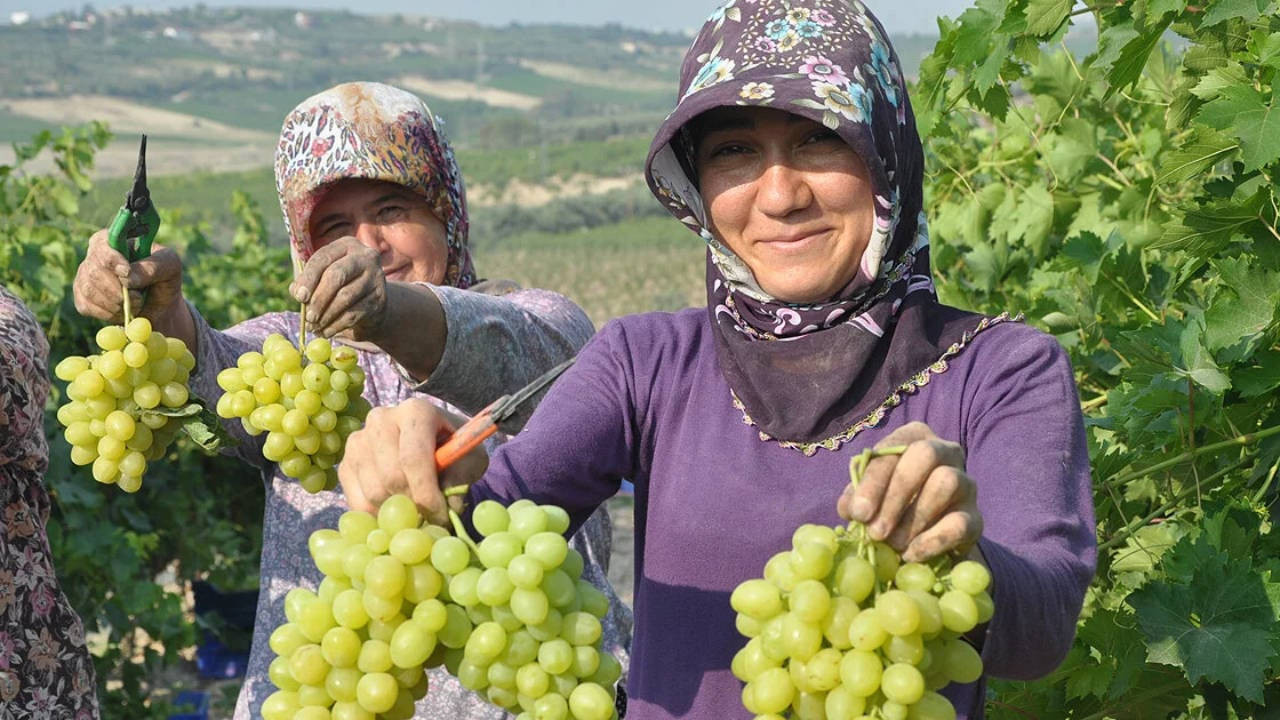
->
[470,308,1096,719]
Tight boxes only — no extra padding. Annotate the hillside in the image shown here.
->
[0,6,947,177]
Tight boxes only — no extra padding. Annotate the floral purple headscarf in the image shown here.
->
[275,82,476,289]
[645,0,1013,453]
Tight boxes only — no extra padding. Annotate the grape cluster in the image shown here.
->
[215,334,369,493]
[263,495,620,720]
[731,524,992,720]
[54,317,195,492]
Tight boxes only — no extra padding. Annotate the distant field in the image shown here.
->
[474,215,705,327]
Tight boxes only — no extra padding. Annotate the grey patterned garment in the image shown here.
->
[184,284,632,720]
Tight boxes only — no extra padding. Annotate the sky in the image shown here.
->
[1,0,976,35]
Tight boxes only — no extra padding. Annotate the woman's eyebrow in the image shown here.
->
[312,211,346,229]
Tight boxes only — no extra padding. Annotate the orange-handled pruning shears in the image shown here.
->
[433,357,575,470]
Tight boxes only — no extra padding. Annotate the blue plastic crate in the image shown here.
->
[195,635,250,679]
[192,581,256,679]
[167,690,208,720]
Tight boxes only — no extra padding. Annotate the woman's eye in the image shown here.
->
[710,143,751,158]
[804,130,841,145]
[320,222,349,238]
[376,205,407,221]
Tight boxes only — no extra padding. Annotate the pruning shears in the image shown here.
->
[107,135,161,262]
[434,357,576,470]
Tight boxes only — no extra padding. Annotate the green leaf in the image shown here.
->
[953,0,1007,66]
[1010,183,1056,256]
[1156,127,1238,185]
[1203,257,1280,355]
[1129,540,1278,702]
[1174,316,1231,392]
[1106,17,1173,96]
[1189,63,1250,101]
[1197,84,1280,172]
[1256,31,1280,68]
[141,403,204,421]
[1143,0,1187,23]
[1156,194,1264,256]
[1025,0,1072,36]
[1050,231,1106,283]
[1234,350,1280,398]
[1201,0,1267,26]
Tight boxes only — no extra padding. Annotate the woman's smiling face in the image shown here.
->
[694,105,876,304]
[307,178,449,285]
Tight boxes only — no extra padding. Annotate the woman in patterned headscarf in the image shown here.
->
[0,285,99,719]
[336,4,1095,719]
[72,82,630,720]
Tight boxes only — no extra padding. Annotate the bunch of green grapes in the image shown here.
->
[458,499,621,720]
[263,495,621,720]
[54,317,195,492]
[215,334,370,493]
[730,451,993,720]
[262,496,444,720]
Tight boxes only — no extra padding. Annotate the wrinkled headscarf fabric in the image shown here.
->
[275,82,476,289]
[645,0,1013,452]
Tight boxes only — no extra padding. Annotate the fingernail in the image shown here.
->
[306,312,318,324]
[870,522,889,540]
[850,497,872,522]
[294,287,310,303]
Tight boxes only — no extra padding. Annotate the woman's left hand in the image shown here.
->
[837,421,983,563]
[291,237,388,341]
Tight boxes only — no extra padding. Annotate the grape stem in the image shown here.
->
[846,445,907,595]
[448,509,481,555]
[120,279,132,325]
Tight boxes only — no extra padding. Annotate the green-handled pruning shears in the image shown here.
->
[107,135,161,261]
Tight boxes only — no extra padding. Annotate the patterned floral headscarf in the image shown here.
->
[275,82,476,289]
[645,0,1012,452]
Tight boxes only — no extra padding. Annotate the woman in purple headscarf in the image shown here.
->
[336,4,1096,719]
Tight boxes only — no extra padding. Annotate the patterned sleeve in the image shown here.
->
[0,286,51,471]
[187,303,299,470]
[399,286,596,433]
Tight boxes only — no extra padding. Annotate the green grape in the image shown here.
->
[117,473,143,493]
[800,647,842,692]
[364,555,407,599]
[313,408,338,433]
[260,690,301,720]
[881,663,925,704]
[569,646,599,678]
[822,595,859,650]
[303,362,332,393]
[516,662,551,698]
[876,590,921,637]
[589,652,622,687]
[124,317,152,343]
[793,523,839,553]
[361,588,401,623]
[150,357,178,385]
[430,536,471,576]
[476,531,523,570]
[527,608,562,643]
[390,618,437,668]
[357,640,393,674]
[333,589,370,629]
[560,612,602,646]
[282,408,311,436]
[339,511,378,543]
[55,356,90,382]
[355,672,397,713]
[281,371,305,398]
[306,337,332,363]
[537,638,573,675]
[973,591,994,624]
[280,451,313,479]
[325,666,361,704]
[510,587,550,626]
[938,590,979,633]
[97,350,127,380]
[125,423,153,451]
[122,342,149,369]
[541,569,576,608]
[560,549,584,581]
[763,552,800,593]
[289,644,330,686]
[299,599,337,643]
[780,611,823,661]
[825,685,866,720]
[507,504,549,541]
[873,542,901,583]
[296,389,324,416]
[895,563,937,592]
[731,579,784,621]
[403,563,443,605]
[69,445,97,466]
[318,576,350,604]
[159,381,188,407]
[789,579,832,624]
[838,649,882,697]
[321,626,361,668]
[907,590,944,637]
[567,682,613,720]
[476,567,515,607]
[64,421,96,447]
[75,369,107,398]
[387,527,433,565]
[377,495,420,534]
[91,456,120,484]
[942,638,983,684]
[792,542,835,581]
[882,700,910,720]
[473,500,511,537]
[532,692,568,720]
[330,701,376,720]
[525,532,569,570]
[465,621,508,665]
[508,554,546,590]
[907,691,957,720]
[268,654,300,691]
[439,603,473,649]
[751,667,796,715]
[884,633,924,664]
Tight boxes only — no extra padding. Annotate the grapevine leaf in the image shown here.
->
[1046,118,1098,183]
[1155,127,1238,185]
[1143,0,1187,23]
[1010,183,1055,256]
[1129,547,1277,702]
[1203,257,1280,356]
[1105,17,1173,96]
[1196,84,1280,172]
[181,412,236,453]
[1201,0,1268,26]
[1156,195,1263,256]
[1092,24,1140,72]
[140,403,204,420]
[1025,0,1072,36]
[973,34,1011,93]
[1075,607,1162,701]
[1234,350,1280,398]
[953,0,1007,67]
[1173,317,1231,392]
[1256,31,1280,68]
[1189,62,1249,101]
[1049,231,1105,283]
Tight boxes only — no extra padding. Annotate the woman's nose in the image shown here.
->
[354,222,388,252]
[754,161,813,218]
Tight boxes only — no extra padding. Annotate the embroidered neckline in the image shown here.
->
[731,312,1023,456]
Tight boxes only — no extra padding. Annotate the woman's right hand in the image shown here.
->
[73,229,185,323]
[338,397,489,526]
